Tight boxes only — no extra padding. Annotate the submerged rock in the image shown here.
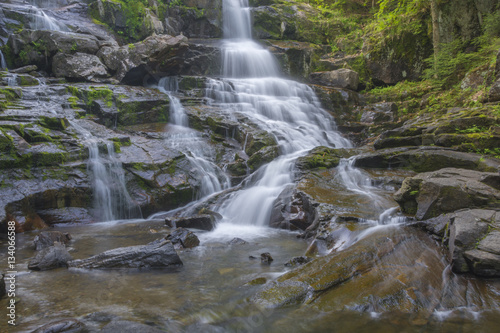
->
[33,231,72,251]
[31,319,85,333]
[228,237,248,245]
[68,240,182,269]
[28,243,73,271]
[166,227,200,249]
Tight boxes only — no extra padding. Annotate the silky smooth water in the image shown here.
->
[158,77,231,199]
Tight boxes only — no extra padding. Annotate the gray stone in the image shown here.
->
[309,69,359,91]
[394,168,500,220]
[68,240,182,269]
[464,249,500,277]
[33,231,72,251]
[28,243,73,271]
[52,53,109,82]
[166,228,200,249]
[478,231,500,255]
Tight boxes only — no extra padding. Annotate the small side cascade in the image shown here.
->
[69,120,142,222]
[7,74,18,87]
[87,141,142,222]
[28,5,69,31]
[158,77,231,200]
[0,50,7,70]
[336,157,406,225]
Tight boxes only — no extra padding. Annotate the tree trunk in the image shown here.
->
[430,0,440,77]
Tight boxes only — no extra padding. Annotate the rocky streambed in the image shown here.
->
[1,0,500,332]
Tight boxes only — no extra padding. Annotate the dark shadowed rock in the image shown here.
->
[269,188,317,231]
[309,69,359,91]
[100,320,164,333]
[464,250,500,277]
[166,228,200,249]
[489,79,500,102]
[34,231,72,251]
[28,243,73,271]
[165,214,216,231]
[31,319,85,333]
[394,168,500,220]
[68,240,182,269]
[52,53,109,82]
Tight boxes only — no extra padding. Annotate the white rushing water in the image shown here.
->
[70,121,141,222]
[158,77,231,199]
[209,0,351,227]
[28,5,69,31]
[0,50,7,69]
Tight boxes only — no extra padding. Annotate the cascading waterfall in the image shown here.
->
[29,6,69,31]
[0,50,7,69]
[70,120,141,222]
[158,77,230,199]
[210,0,351,226]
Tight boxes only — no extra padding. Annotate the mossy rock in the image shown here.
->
[296,147,353,171]
[38,116,70,131]
[248,145,279,170]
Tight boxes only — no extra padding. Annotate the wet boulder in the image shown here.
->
[309,69,359,91]
[394,168,500,220]
[166,227,200,249]
[97,34,221,84]
[261,252,274,264]
[252,228,446,312]
[269,188,317,231]
[31,319,85,333]
[68,240,183,269]
[33,231,72,251]
[28,242,73,271]
[414,209,499,275]
[165,214,216,231]
[52,52,109,82]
